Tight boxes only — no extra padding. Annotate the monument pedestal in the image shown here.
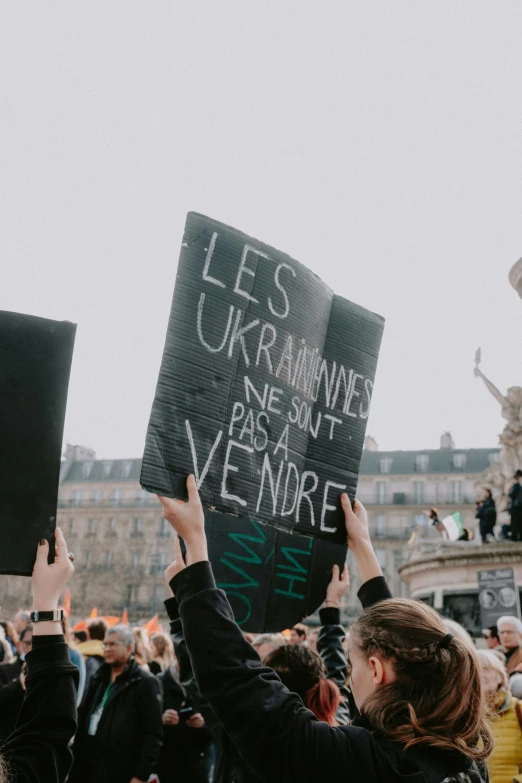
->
[399,540,522,635]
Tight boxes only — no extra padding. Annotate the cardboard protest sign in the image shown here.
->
[205,510,347,632]
[141,213,384,544]
[478,568,521,628]
[0,311,76,575]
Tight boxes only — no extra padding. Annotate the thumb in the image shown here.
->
[35,538,49,565]
[186,474,200,504]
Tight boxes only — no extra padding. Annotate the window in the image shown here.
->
[413,481,425,504]
[85,551,93,570]
[128,585,139,604]
[379,457,393,474]
[91,490,101,505]
[102,462,112,478]
[154,585,166,603]
[131,518,144,537]
[73,490,83,507]
[86,518,97,537]
[136,489,148,505]
[107,518,117,536]
[375,481,388,505]
[70,518,78,537]
[151,551,168,574]
[100,551,112,569]
[157,518,170,538]
[110,490,121,507]
[393,550,404,569]
[122,461,133,478]
[450,481,463,504]
[82,462,93,479]
[415,455,429,473]
[374,514,386,536]
[453,454,466,470]
[375,549,387,569]
[131,551,141,567]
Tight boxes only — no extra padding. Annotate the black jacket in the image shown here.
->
[69,656,163,783]
[0,657,23,686]
[509,481,522,510]
[317,606,353,724]
[172,563,486,783]
[0,634,78,782]
[157,667,213,783]
[0,678,25,742]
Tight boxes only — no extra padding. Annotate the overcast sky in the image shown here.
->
[2,2,521,459]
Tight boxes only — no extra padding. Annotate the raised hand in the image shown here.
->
[324,563,350,608]
[164,534,186,592]
[32,527,74,611]
[341,495,370,549]
[158,475,208,566]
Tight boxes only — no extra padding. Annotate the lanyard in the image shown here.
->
[99,683,112,711]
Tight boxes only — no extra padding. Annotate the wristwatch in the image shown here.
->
[29,610,64,623]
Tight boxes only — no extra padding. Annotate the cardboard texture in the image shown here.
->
[0,311,76,575]
[141,212,384,544]
[478,568,521,628]
[205,509,347,632]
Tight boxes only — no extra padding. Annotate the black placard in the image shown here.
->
[0,311,76,575]
[478,568,521,628]
[205,510,346,632]
[141,213,384,544]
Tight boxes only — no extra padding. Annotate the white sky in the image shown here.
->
[1,2,521,459]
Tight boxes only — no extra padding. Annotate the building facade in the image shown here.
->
[0,436,501,625]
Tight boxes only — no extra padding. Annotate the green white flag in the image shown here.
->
[442,511,464,541]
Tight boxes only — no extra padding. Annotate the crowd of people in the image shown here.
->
[2,483,522,783]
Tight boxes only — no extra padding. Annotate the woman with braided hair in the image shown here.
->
[159,475,492,783]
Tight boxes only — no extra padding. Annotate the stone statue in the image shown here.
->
[474,348,522,510]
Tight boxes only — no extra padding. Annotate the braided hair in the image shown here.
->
[264,644,341,725]
[351,598,493,762]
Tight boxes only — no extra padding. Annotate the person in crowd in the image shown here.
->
[289,624,307,645]
[13,611,31,639]
[498,615,522,674]
[428,507,447,538]
[69,624,163,783]
[61,615,86,706]
[483,625,501,650]
[476,489,497,544]
[0,625,13,664]
[509,470,522,541]
[73,630,88,644]
[76,617,107,702]
[252,633,287,661]
[0,620,19,657]
[0,625,32,685]
[263,644,341,725]
[442,618,475,649]
[133,626,152,670]
[307,628,319,652]
[0,527,78,782]
[159,475,493,783]
[149,631,175,675]
[477,649,522,783]
[157,659,213,783]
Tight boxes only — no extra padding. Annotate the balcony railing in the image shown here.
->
[357,492,476,507]
[58,497,161,509]
[369,526,413,540]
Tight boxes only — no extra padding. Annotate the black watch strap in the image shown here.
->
[29,610,64,623]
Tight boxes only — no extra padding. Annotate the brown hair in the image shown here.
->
[88,618,108,641]
[150,632,174,672]
[351,598,493,762]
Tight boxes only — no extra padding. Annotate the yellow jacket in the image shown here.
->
[488,690,522,783]
[75,638,104,659]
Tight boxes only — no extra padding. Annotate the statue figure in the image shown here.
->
[474,348,522,511]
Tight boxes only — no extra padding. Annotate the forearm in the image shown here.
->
[349,539,382,584]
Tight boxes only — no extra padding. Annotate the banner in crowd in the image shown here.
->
[204,510,347,631]
[0,311,76,575]
[141,213,384,544]
[478,567,521,628]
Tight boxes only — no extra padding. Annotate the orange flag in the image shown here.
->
[142,614,159,635]
[89,607,98,619]
[121,608,129,625]
[63,588,71,618]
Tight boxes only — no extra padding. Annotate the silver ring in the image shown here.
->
[68,552,75,562]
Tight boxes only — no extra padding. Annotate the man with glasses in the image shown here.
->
[69,624,163,783]
[497,615,522,675]
[0,624,32,685]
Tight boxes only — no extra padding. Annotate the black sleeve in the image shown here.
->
[357,576,392,609]
[173,562,373,783]
[317,607,351,725]
[0,635,78,783]
[133,675,164,782]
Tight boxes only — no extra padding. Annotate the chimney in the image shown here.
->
[440,432,455,450]
[364,435,379,452]
[63,444,96,462]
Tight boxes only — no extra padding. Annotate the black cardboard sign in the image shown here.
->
[0,311,76,576]
[205,510,347,632]
[141,213,384,544]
